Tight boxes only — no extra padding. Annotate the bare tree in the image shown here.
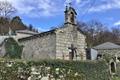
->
[78,20,108,47]
[111,26,120,43]
[0,1,16,17]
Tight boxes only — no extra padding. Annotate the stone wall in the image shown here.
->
[77,29,87,60]
[0,44,6,57]
[56,24,86,60]
[20,33,56,60]
[97,49,120,56]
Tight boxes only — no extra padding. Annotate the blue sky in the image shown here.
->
[1,0,120,31]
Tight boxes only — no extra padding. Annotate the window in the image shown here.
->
[70,12,74,23]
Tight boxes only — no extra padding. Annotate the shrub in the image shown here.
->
[4,38,23,59]
[0,59,110,80]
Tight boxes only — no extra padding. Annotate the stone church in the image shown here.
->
[18,5,87,60]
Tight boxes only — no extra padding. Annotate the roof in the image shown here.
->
[64,6,77,15]
[18,23,86,42]
[70,7,77,15]
[18,29,55,42]
[93,42,120,50]
[16,30,38,35]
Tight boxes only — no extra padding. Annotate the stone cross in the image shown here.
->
[68,44,77,60]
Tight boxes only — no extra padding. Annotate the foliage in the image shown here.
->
[27,24,38,32]
[10,16,27,30]
[4,38,23,59]
[0,17,10,35]
[78,20,120,47]
[0,16,27,35]
[0,16,39,35]
[102,54,114,63]
[0,59,110,80]
[112,77,120,80]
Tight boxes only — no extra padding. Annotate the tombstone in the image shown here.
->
[109,59,117,76]
[68,44,77,60]
[110,62,116,73]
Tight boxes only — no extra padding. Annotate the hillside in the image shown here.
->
[0,16,27,35]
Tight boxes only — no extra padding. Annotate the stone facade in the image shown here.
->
[18,5,87,60]
[56,24,86,60]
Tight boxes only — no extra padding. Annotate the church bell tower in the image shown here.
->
[64,3,77,25]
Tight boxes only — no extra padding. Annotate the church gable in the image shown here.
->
[55,23,86,40]
[55,23,86,60]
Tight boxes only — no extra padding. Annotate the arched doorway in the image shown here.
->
[70,12,75,23]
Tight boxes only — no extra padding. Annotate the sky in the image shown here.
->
[0,0,120,31]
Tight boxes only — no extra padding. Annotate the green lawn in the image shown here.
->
[112,77,120,80]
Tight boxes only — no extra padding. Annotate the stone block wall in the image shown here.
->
[97,49,120,56]
[77,31,86,60]
[20,33,56,60]
[55,24,87,60]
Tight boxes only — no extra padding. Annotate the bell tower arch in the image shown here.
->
[64,3,77,25]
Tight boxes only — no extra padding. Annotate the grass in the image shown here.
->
[112,77,120,80]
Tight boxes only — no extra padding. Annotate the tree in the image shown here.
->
[0,16,27,35]
[111,26,120,42]
[11,16,27,30]
[0,1,16,17]
[0,17,10,35]
[78,20,107,47]
[11,16,22,24]
[78,20,120,48]
[28,24,33,31]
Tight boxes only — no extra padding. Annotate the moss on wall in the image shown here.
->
[4,37,23,59]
